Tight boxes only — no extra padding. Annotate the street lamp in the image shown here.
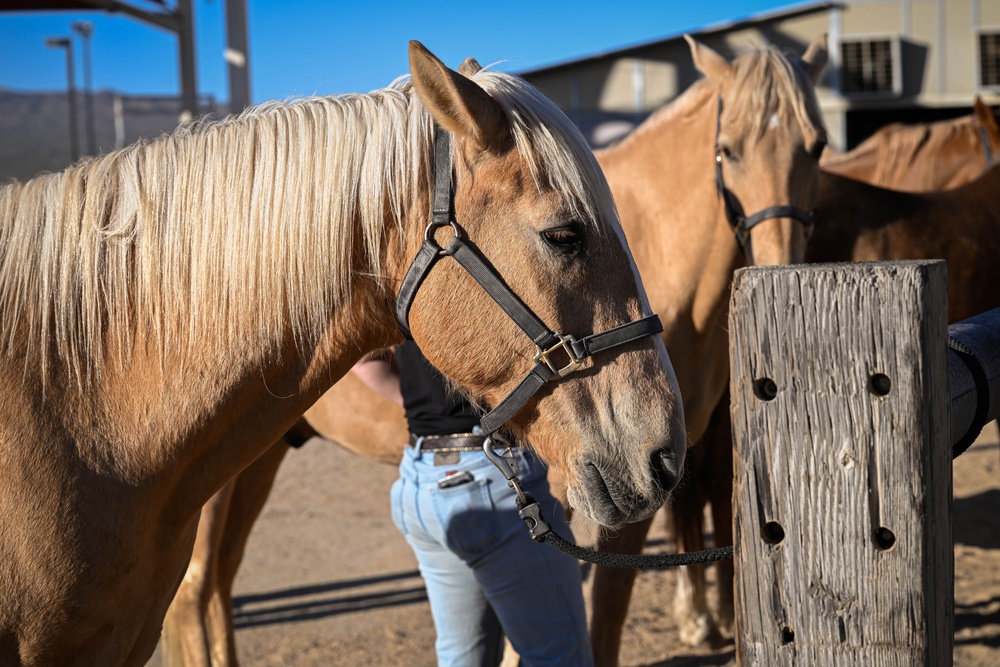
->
[45,36,79,164]
[72,20,96,156]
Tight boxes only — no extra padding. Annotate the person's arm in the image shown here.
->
[351,348,404,407]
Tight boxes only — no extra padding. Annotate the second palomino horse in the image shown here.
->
[0,42,686,666]
[591,34,828,664]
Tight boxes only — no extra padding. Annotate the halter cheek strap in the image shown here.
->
[397,128,664,439]
[714,96,823,251]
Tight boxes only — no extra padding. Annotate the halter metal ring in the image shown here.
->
[534,333,584,378]
[424,220,461,249]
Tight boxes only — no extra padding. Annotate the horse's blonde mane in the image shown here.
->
[719,45,827,150]
[0,67,610,385]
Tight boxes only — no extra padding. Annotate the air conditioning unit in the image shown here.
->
[839,35,902,99]
[979,29,1000,90]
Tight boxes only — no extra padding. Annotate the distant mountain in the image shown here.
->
[0,88,227,184]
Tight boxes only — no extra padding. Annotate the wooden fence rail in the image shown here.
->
[727,259,1000,666]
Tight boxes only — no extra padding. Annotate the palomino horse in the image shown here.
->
[589,35,829,664]
[0,41,687,666]
[159,35,829,667]
[820,97,1000,191]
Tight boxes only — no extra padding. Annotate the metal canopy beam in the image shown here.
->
[1,0,196,120]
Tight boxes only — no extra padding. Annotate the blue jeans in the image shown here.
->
[390,440,593,667]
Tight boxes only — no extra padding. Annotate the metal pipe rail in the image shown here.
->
[948,306,1000,455]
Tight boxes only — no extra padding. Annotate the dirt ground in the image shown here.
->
[148,422,1000,667]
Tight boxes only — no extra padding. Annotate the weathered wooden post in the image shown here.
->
[729,260,953,666]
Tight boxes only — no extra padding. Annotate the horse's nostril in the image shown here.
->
[650,447,680,493]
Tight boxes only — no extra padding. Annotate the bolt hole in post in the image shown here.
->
[780,626,795,645]
[753,377,778,401]
[762,521,785,545]
[874,526,896,550]
[869,372,892,396]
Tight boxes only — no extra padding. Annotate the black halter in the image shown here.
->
[396,128,663,487]
[714,96,824,251]
[978,121,995,167]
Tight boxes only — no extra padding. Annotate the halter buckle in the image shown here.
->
[534,333,584,378]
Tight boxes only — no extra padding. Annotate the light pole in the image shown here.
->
[72,20,96,156]
[45,36,79,164]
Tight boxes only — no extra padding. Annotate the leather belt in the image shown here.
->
[408,433,489,453]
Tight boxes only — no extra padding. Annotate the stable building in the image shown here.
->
[519,0,1000,150]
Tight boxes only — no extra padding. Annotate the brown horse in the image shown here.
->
[158,34,830,667]
[821,97,1000,192]
[590,34,828,664]
[0,41,687,666]
[810,165,1000,322]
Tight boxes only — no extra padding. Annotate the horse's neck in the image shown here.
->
[6,277,397,525]
[598,89,742,440]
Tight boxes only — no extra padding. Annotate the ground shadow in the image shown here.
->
[955,594,1000,649]
[233,569,427,629]
[953,490,1000,549]
[639,649,736,667]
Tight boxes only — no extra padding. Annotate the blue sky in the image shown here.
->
[1,0,802,103]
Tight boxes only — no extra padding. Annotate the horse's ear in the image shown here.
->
[409,41,510,151]
[685,34,732,89]
[458,58,483,76]
[801,34,829,84]
[973,96,1000,136]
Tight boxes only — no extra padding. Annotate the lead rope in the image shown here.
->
[513,489,733,569]
[481,435,733,569]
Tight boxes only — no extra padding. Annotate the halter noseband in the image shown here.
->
[714,96,824,251]
[396,128,664,498]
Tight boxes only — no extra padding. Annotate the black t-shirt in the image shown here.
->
[396,339,481,437]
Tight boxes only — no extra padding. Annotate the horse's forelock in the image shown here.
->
[726,46,827,148]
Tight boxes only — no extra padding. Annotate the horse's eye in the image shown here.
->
[717,145,738,163]
[542,221,586,254]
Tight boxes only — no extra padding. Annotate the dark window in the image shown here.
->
[840,38,896,96]
[980,31,1000,88]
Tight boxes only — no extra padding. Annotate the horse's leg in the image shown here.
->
[672,394,733,647]
[162,480,237,667]
[208,420,312,666]
[707,391,735,634]
[588,515,654,667]
[669,472,720,647]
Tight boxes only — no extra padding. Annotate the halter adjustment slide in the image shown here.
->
[534,333,584,378]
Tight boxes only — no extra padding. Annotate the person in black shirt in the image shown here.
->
[352,340,593,667]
